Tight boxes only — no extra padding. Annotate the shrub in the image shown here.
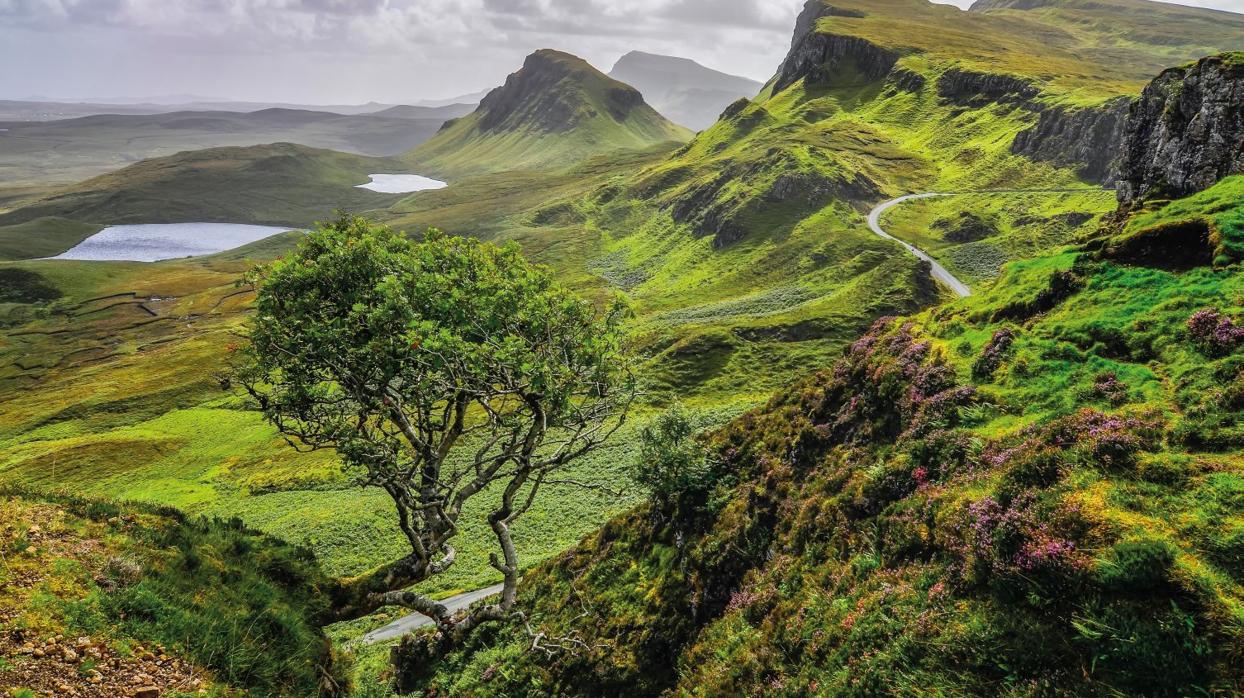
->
[1187,307,1244,355]
[972,327,1016,379]
[630,405,716,507]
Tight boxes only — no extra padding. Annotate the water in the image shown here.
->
[52,222,295,262]
[356,173,447,194]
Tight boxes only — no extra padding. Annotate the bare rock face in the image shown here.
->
[774,1,897,93]
[1011,97,1131,184]
[937,68,1038,106]
[1117,53,1244,205]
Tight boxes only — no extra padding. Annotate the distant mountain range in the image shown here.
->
[0,107,459,185]
[608,51,762,130]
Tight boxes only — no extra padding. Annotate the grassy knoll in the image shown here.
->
[0,107,453,187]
[0,489,343,696]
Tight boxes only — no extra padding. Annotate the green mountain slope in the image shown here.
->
[401,145,1244,698]
[404,49,693,178]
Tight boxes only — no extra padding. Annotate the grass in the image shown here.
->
[0,143,409,259]
[404,182,1244,696]
[0,489,343,696]
[0,1,1242,694]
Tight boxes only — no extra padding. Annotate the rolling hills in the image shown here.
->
[0,107,457,186]
[397,48,1244,696]
[0,143,407,260]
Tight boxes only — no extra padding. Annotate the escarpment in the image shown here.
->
[937,68,1039,106]
[1117,53,1244,205]
[1011,97,1131,183]
[774,1,897,92]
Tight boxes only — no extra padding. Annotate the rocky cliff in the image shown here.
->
[937,68,1038,106]
[1117,53,1244,205]
[774,1,897,93]
[1011,97,1131,183]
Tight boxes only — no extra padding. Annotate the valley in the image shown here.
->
[1,0,1243,696]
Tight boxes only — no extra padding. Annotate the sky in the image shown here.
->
[0,0,1240,105]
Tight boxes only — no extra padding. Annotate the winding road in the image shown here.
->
[866,193,970,297]
[866,188,1112,299]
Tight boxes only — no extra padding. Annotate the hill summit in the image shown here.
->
[406,49,692,177]
[608,51,761,130]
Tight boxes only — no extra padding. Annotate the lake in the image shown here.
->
[356,173,447,193]
[52,223,296,262]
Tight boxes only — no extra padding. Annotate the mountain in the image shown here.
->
[0,108,451,186]
[413,88,492,108]
[370,103,476,121]
[0,98,402,121]
[4,0,1244,695]
[608,51,762,130]
[395,49,1244,697]
[404,49,694,177]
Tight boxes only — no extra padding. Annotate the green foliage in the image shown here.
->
[630,404,716,507]
[0,268,62,303]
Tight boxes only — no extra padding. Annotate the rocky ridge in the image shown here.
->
[1117,53,1244,205]
[1010,97,1131,184]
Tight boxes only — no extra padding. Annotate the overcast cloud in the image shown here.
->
[0,0,1238,104]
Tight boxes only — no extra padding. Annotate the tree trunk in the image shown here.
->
[317,554,429,625]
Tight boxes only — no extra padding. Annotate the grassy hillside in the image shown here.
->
[0,143,407,260]
[403,167,1244,698]
[404,50,692,178]
[0,108,452,186]
[0,489,343,696]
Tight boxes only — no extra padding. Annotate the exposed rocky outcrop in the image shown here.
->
[887,68,927,94]
[937,68,1039,106]
[1117,53,1244,206]
[1011,97,1131,183]
[774,1,897,93]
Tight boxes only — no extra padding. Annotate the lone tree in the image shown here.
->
[232,215,632,643]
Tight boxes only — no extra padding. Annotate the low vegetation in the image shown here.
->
[0,489,344,697]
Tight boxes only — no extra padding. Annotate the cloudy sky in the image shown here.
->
[0,0,1238,105]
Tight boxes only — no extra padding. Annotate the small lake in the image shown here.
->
[52,223,295,262]
[356,173,447,194]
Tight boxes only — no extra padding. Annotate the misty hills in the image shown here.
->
[405,49,693,177]
[608,51,762,131]
[0,107,457,186]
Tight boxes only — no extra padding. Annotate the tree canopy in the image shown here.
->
[233,215,633,640]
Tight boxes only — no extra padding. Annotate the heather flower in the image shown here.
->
[1187,307,1244,354]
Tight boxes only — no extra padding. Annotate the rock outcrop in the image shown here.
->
[1117,53,1244,205]
[1011,97,1131,184]
[937,68,1038,106]
[774,1,897,93]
